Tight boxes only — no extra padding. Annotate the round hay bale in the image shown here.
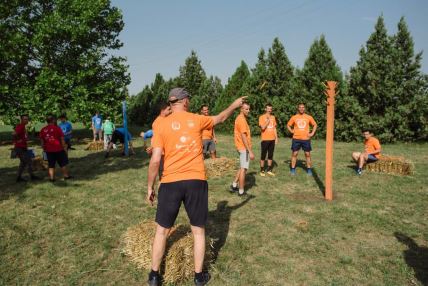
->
[204,157,238,178]
[84,141,104,151]
[365,155,414,175]
[32,156,48,171]
[122,221,214,284]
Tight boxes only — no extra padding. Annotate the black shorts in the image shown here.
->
[111,130,124,144]
[291,139,312,152]
[156,180,208,228]
[46,150,69,168]
[261,140,275,160]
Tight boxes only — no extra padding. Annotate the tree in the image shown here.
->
[178,50,207,107]
[0,0,130,125]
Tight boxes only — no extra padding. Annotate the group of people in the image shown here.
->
[143,87,382,286]
[13,114,72,182]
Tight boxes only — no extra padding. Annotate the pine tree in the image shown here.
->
[178,50,207,99]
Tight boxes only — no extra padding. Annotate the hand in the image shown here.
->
[214,138,218,144]
[231,96,248,109]
[308,133,314,138]
[275,138,279,145]
[147,188,156,206]
[146,146,153,155]
[249,151,255,160]
[140,131,145,138]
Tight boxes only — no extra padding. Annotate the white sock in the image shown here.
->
[238,189,244,195]
[232,182,238,188]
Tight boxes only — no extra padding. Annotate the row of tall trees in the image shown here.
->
[129,16,427,142]
[0,0,130,125]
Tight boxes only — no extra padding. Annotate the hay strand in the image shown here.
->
[365,155,414,175]
[204,157,238,178]
[32,156,48,171]
[84,141,104,151]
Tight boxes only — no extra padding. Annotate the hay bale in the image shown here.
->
[204,157,238,178]
[32,156,48,171]
[365,155,414,175]
[84,141,104,151]
[122,221,214,285]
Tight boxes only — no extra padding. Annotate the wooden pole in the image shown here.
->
[324,81,337,201]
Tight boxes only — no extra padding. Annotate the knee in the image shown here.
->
[155,224,170,237]
[191,226,205,237]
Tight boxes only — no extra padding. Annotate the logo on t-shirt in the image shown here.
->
[187,120,195,128]
[171,121,181,131]
[296,119,307,129]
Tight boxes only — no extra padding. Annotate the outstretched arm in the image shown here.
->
[212,96,247,126]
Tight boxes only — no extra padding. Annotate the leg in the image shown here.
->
[291,151,299,168]
[239,168,247,190]
[16,148,26,179]
[304,152,312,168]
[93,129,96,142]
[358,153,368,169]
[191,225,206,273]
[151,224,171,271]
[352,152,361,162]
[260,141,267,172]
[48,168,55,180]
[267,141,275,172]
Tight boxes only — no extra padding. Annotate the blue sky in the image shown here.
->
[110,0,428,95]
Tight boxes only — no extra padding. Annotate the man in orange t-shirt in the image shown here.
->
[146,88,246,286]
[200,105,217,159]
[287,103,317,176]
[352,129,381,175]
[230,102,254,196]
[258,103,278,177]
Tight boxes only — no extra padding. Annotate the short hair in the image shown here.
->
[200,104,209,111]
[20,114,29,119]
[298,103,305,107]
[362,128,372,134]
[59,113,67,119]
[46,114,56,124]
[265,103,273,108]
[242,102,250,108]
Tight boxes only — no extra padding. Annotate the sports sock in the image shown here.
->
[238,189,244,195]
[232,182,238,188]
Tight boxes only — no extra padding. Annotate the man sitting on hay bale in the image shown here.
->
[352,129,381,175]
[146,87,246,286]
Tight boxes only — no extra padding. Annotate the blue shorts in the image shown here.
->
[367,154,378,162]
[291,139,312,152]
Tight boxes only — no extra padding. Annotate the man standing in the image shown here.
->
[352,129,381,175]
[58,114,74,150]
[13,114,40,182]
[102,117,115,150]
[258,103,278,177]
[40,115,72,182]
[287,103,317,176]
[231,102,254,196]
[91,111,103,142]
[146,88,245,286]
[200,105,217,159]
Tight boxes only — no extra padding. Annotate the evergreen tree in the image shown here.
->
[190,76,223,113]
[178,50,207,99]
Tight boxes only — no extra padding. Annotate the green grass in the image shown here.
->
[0,132,427,285]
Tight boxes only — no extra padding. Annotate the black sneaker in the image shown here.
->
[31,175,41,181]
[229,184,238,193]
[49,178,56,183]
[16,176,27,183]
[194,272,210,286]
[104,153,110,159]
[147,272,162,286]
[64,176,73,180]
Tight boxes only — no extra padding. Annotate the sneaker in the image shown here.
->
[194,272,211,286]
[64,176,73,180]
[104,153,109,159]
[16,176,27,183]
[229,184,238,193]
[238,189,246,196]
[266,171,275,177]
[147,272,161,286]
[290,168,296,175]
[356,168,362,176]
[260,171,266,177]
[49,178,56,183]
[31,175,41,181]
[307,169,313,176]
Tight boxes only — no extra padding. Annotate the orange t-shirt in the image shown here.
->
[234,114,251,151]
[287,114,317,140]
[151,111,214,183]
[259,114,277,141]
[364,137,381,158]
[152,115,164,130]
[202,123,214,140]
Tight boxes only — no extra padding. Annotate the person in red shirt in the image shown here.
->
[352,129,382,175]
[39,115,72,182]
[13,114,40,182]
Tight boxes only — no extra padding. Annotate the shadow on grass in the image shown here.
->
[207,195,255,264]
[394,232,428,285]
[0,145,149,201]
[245,172,257,190]
[284,159,325,196]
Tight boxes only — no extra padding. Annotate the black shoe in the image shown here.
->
[49,178,56,183]
[104,153,109,158]
[194,272,210,286]
[31,175,41,181]
[16,176,27,183]
[64,176,73,180]
[238,190,246,196]
[229,184,238,193]
[147,272,162,286]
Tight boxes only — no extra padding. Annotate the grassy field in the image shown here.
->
[0,130,427,285]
